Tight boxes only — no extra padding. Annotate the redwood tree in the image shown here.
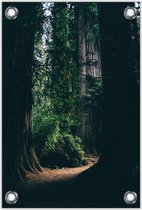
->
[77,3,101,153]
[80,3,140,207]
[98,2,140,169]
[3,3,42,185]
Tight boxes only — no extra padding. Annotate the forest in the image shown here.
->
[3,2,140,208]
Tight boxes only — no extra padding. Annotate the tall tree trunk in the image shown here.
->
[98,3,140,169]
[78,4,87,150]
[80,4,139,207]
[78,4,101,153]
[3,3,42,186]
[85,17,101,154]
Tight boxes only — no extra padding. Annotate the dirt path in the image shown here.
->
[4,155,138,208]
[26,155,99,184]
[26,163,93,184]
[7,155,101,208]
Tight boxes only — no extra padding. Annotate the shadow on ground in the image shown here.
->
[3,159,140,208]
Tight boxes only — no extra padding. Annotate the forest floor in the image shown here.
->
[26,154,99,184]
[4,154,139,208]
[10,154,104,208]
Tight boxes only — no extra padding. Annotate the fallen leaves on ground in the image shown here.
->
[26,155,99,184]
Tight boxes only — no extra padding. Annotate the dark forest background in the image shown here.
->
[3,2,140,208]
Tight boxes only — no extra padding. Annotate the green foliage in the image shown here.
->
[33,108,85,168]
[33,3,80,131]
[40,134,85,168]
[63,134,85,167]
[32,3,101,167]
[82,76,103,108]
[33,2,100,132]
[48,3,80,128]
[33,110,60,157]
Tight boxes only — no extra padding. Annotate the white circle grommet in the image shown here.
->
[5,191,19,204]
[124,7,137,20]
[124,191,137,204]
[5,7,18,20]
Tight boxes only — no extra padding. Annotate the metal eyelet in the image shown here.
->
[5,191,19,204]
[124,191,137,204]
[5,7,18,20]
[124,7,137,20]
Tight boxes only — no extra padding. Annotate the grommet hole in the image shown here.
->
[5,7,18,20]
[124,191,137,204]
[5,191,19,204]
[124,7,137,20]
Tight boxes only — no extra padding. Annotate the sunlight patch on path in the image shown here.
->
[26,163,93,184]
[26,155,99,184]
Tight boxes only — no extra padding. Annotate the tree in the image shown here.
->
[32,3,85,168]
[3,3,42,184]
[80,4,140,207]
[47,3,80,131]
[98,2,140,168]
[77,3,102,153]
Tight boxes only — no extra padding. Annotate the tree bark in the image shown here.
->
[79,4,140,207]
[98,3,140,168]
[78,4,101,153]
[3,3,42,185]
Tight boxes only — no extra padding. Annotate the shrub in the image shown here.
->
[40,134,85,168]
[33,112,60,157]
[33,108,85,168]
[63,134,85,167]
